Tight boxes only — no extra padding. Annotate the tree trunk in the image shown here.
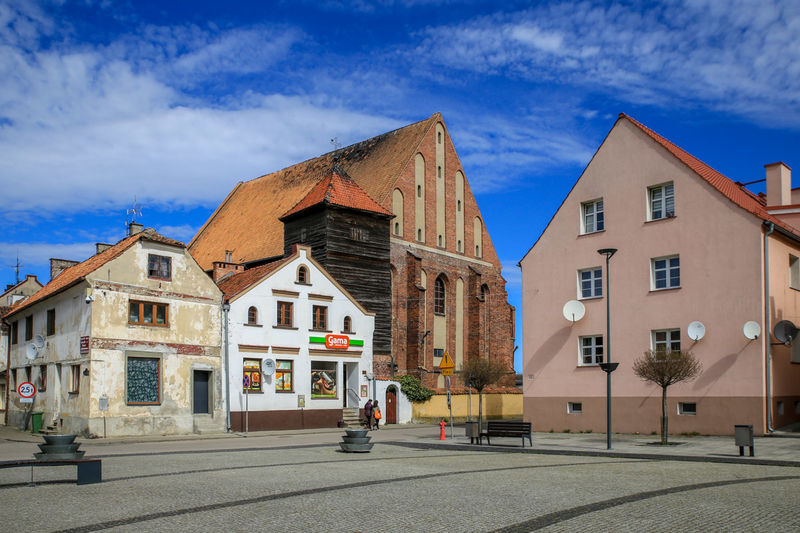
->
[661,385,668,445]
[478,389,484,435]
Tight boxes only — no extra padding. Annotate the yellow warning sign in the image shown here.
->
[439,351,454,376]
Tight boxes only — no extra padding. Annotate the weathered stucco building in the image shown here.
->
[4,228,225,437]
[2,275,43,418]
[520,114,800,436]
[190,113,515,388]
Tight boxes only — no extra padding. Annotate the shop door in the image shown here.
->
[193,370,210,414]
[386,386,397,424]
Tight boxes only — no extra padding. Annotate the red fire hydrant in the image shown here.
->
[439,420,447,440]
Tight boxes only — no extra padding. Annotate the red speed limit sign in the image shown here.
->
[18,382,36,399]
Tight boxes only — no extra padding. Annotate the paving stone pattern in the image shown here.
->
[1,437,799,533]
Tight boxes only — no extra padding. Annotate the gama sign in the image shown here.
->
[325,334,350,349]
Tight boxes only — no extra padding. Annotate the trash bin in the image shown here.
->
[734,424,754,457]
[31,412,43,434]
[465,421,480,443]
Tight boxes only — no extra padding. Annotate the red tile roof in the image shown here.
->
[188,113,439,270]
[216,256,291,300]
[3,229,184,319]
[620,113,800,236]
[281,165,393,220]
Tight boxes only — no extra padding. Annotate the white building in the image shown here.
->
[219,245,409,430]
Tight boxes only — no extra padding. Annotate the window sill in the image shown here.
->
[578,229,605,237]
[128,323,170,328]
[310,329,332,333]
[649,286,681,293]
[273,325,299,330]
[276,390,295,394]
[147,276,172,282]
[577,364,601,368]
[341,331,356,335]
[243,323,262,328]
[295,282,312,286]
[578,296,603,301]
[645,215,677,224]
[433,312,445,317]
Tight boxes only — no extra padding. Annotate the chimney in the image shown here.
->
[212,261,244,282]
[128,222,144,236]
[766,162,792,206]
[95,243,113,255]
[50,258,79,280]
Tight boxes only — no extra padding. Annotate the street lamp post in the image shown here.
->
[597,248,618,450]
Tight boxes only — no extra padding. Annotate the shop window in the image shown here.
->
[247,306,258,325]
[243,359,262,393]
[129,301,169,327]
[126,357,160,404]
[277,301,293,327]
[276,360,293,392]
[46,309,56,336]
[147,254,172,280]
[312,305,327,330]
[311,362,337,398]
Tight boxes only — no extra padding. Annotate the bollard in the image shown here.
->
[439,420,447,440]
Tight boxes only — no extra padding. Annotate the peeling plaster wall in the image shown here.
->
[7,240,224,436]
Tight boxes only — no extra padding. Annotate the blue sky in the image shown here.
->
[2,0,799,372]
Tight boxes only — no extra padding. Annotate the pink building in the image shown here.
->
[520,114,800,436]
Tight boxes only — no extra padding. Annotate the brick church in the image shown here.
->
[189,113,515,388]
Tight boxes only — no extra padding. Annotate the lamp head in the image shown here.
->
[597,248,618,258]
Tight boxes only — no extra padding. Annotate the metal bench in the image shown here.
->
[0,458,102,485]
[481,421,533,448]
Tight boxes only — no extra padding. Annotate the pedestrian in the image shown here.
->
[363,399,373,429]
[373,400,381,430]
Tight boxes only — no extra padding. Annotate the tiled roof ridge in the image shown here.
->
[217,255,293,300]
[4,228,182,318]
[619,113,800,237]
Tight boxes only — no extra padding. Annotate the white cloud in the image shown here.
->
[155,224,199,243]
[412,0,800,126]
[0,241,96,273]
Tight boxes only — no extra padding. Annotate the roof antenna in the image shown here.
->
[126,196,143,227]
[8,253,23,285]
[330,137,342,149]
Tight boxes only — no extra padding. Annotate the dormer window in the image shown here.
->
[649,183,674,220]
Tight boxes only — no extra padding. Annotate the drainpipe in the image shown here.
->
[222,300,231,432]
[764,222,775,433]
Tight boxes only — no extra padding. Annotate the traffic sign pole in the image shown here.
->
[438,353,455,439]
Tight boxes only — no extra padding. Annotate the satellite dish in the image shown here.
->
[743,321,761,340]
[262,358,276,376]
[774,320,798,344]
[33,334,45,349]
[562,300,586,322]
[687,321,706,341]
[25,343,39,361]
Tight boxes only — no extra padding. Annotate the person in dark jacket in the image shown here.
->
[363,399,373,429]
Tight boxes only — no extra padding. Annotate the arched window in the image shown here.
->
[247,306,258,325]
[434,277,446,315]
[343,316,352,332]
[297,265,308,284]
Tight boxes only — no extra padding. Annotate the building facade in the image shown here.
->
[189,113,515,388]
[520,114,800,436]
[3,228,225,437]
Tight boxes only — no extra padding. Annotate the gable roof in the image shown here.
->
[217,256,290,300]
[620,113,798,235]
[188,113,439,270]
[520,113,799,265]
[3,229,183,319]
[280,165,393,220]
[1,275,43,302]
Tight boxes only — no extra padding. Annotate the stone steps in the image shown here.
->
[342,408,363,429]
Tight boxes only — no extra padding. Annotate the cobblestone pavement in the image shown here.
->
[1,427,799,532]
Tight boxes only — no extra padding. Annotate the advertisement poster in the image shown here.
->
[311,369,337,398]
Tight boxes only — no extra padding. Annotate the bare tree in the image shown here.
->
[633,349,702,444]
[461,357,509,430]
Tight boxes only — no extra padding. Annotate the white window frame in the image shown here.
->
[790,255,800,290]
[651,255,680,290]
[648,182,675,220]
[578,267,602,299]
[581,199,604,234]
[567,402,582,414]
[578,335,604,366]
[678,402,696,415]
[652,329,681,353]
